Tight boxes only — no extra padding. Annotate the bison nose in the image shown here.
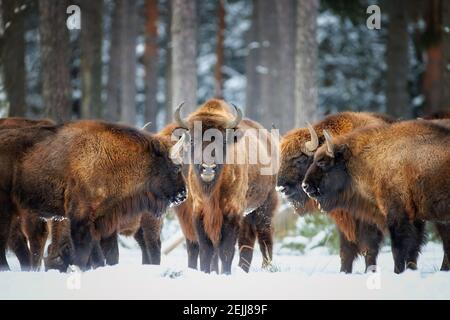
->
[301,181,317,196]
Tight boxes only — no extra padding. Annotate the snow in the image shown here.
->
[1,240,449,300]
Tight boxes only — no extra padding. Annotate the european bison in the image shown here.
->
[0,122,57,270]
[160,121,276,273]
[11,120,187,270]
[171,99,278,274]
[277,112,401,273]
[303,120,450,272]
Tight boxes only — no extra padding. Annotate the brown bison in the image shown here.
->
[171,99,278,274]
[277,112,408,273]
[422,118,450,271]
[303,120,450,272]
[0,122,57,270]
[160,121,276,273]
[11,120,187,270]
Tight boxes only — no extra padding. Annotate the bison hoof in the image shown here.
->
[406,262,418,270]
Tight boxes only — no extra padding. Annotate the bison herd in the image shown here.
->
[0,98,449,275]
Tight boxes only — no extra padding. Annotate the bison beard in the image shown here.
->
[303,120,450,273]
[11,120,186,271]
[173,99,278,274]
[277,111,409,273]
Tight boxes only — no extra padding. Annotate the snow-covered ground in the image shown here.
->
[1,237,449,300]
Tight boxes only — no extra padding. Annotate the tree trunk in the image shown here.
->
[106,0,138,124]
[2,0,26,117]
[80,0,103,119]
[170,0,197,115]
[144,0,159,128]
[39,0,72,123]
[296,0,319,126]
[257,0,279,129]
[386,0,410,119]
[164,0,173,124]
[441,0,450,110]
[214,0,225,99]
[276,0,296,133]
[245,0,261,121]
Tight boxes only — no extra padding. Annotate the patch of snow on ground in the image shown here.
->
[0,240,449,300]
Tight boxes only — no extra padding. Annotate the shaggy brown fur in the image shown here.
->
[12,120,186,270]
[277,112,393,272]
[304,120,450,272]
[173,99,278,274]
[0,122,58,270]
[0,118,56,270]
[160,119,278,273]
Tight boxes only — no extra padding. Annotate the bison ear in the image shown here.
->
[149,138,166,157]
[335,144,351,160]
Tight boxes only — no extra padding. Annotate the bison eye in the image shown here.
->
[317,160,328,168]
[293,155,307,166]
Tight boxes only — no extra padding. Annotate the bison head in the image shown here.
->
[146,134,187,213]
[302,130,351,212]
[276,123,319,212]
[172,100,243,194]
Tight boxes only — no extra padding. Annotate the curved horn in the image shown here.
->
[322,129,335,157]
[174,102,189,129]
[305,122,319,152]
[226,104,243,129]
[170,133,187,163]
[141,122,152,131]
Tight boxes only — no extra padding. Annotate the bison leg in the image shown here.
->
[238,215,256,273]
[186,239,199,269]
[24,214,48,271]
[45,218,75,272]
[405,219,426,270]
[357,221,383,272]
[0,195,13,271]
[211,250,219,273]
[255,221,274,269]
[339,230,358,273]
[70,218,95,270]
[435,222,450,271]
[134,227,150,264]
[218,215,239,275]
[141,215,162,265]
[194,216,214,273]
[88,240,106,269]
[255,190,277,269]
[8,215,31,271]
[100,232,119,266]
[388,217,422,274]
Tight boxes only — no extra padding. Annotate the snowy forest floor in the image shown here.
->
[1,238,449,299]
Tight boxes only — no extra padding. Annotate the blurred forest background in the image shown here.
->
[0,0,449,252]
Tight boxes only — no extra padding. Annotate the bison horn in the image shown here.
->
[174,102,189,129]
[141,122,152,131]
[226,104,243,129]
[170,133,187,164]
[323,129,335,157]
[305,122,319,152]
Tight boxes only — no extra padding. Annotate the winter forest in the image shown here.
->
[0,0,450,300]
[2,0,450,129]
